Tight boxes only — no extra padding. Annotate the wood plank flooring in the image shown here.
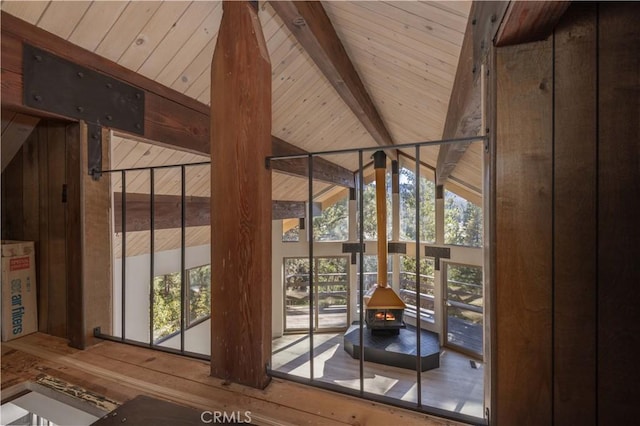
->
[1,333,467,426]
[272,333,484,420]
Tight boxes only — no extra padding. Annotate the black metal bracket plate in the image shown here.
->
[424,246,451,271]
[342,242,366,265]
[388,242,407,254]
[87,123,102,180]
[23,44,144,135]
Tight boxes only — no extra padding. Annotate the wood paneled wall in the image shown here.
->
[1,119,112,348]
[2,120,70,338]
[493,3,639,424]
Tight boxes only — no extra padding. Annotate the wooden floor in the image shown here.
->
[272,333,484,420]
[1,333,468,426]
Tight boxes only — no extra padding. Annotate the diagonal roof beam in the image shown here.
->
[270,1,394,148]
[437,1,570,186]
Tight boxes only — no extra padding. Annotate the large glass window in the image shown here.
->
[444,263,483,356]
[187,264,211,324]
[444,190,483,247]
[153,265,211,341]
[313,196,348,241]
[282,219,300,242]
[399,256,435,322]
[399,165,435,243]
[284,257,348,331]
[362,174,392,241]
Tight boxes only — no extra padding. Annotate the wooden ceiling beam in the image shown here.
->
[270,1,394,148]
[437,1,570,185]
[113,192,321,232]
[0,11,353,187]
[436,1,508,186]
[496,1,571,47]
[271,136,355,188]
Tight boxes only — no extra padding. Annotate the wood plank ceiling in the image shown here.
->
[1,0,474,255]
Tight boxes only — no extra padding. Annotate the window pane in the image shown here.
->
[362,174,392,241]
[444,190,483,247]
[399,256,435,321]
[284,258,310,330]
[188,265,211,324]
[283,219,300,242]
[399,166,435,243]
[313,196,348,241]
[153,271,181,341]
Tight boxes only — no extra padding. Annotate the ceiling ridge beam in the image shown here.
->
[270,1,395,148]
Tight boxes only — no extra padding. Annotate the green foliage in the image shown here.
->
[444,190,483,247]
[399,167,435,242]
[152,265,211,341]
[313,197,348,241]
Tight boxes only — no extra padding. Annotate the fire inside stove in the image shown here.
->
[375,311,396,321]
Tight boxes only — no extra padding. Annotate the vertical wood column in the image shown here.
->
[553,4,597,424]
[495,40,554,425]
[66,122,113,349]
[597,3,640,422]
[210,1,272,389]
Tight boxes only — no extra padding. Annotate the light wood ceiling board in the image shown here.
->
[270,1,395,150]
[422,0,472,18]
[351,71,448,124]
[156,2,222,85]
[94,1,162,62]
[320,11,455,90]
[188,66,214,100]
[337,47,452,109]
[169,36,215,94]
[325,2,463,70]
[152,2,222,86]
[67,1,128,52]
[271,173,332,202]
[0,0,49,25]
[385,1,470,38]
[117,1,192,72]
[37,0,90,40]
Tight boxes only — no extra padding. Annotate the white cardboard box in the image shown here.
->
[2,240,38,341]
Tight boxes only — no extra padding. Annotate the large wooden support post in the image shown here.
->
[210,1,272,389]
[493,3,639,424]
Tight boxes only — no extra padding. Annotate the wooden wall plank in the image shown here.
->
[496,1,571,47]
[65,123,84,349]
[81,126,113,345]
[210,1,271,389]
[597,3,640,423]
[552,4,597,424]
[45,122,68,338]
[495,40,553,425]
[1,112,39,171]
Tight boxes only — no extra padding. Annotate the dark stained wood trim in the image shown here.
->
[597,3,640,422]
[65,123,85,349]
[495,39,553,425]
[552,4,597,423]
[496,1,571,47]
[271,136,355,188]
[270,1,394,148]
[436,1,508,185]
[113,193,321,232]
[0,11,353,186]
[210,1,271,389]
